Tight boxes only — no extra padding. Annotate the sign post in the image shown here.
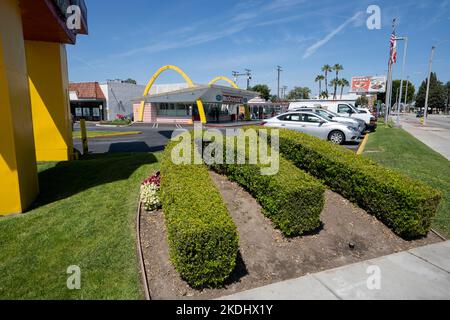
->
[80,119,88,155]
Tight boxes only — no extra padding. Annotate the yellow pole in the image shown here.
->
[80,119,88,155]
[357,134,370,155]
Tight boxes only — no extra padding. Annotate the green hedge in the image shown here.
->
[160,139,239,288]
[210,134,325,237]
[272,128,442,239]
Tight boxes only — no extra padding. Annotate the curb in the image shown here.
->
[136,200,152,301]
[73,132,142,140]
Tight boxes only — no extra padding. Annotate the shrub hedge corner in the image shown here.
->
[160,140,239,288]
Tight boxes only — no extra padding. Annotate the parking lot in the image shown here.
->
[73,122,363,154]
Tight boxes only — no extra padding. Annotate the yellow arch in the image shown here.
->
[208,76,239,89]
[138,65,206,123]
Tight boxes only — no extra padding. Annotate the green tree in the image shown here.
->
[332,64,344,99]
[321,64,332,96]
[391,79,416,106]
[338,78,350,99]
[415,73,446,113]
[329,78,338,98]
[319,91,329,99]
[355,96,369,107]
[315,75,325,96]
[123,78,137,84]
[287,87,311,100]
[251,84,271,101]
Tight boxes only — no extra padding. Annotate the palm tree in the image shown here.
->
[338,78,350,99]
[332,64,344,99]
[315,75,325,97]
[329,78,338,99]
[319,91,328,99]
[321,65,332,95]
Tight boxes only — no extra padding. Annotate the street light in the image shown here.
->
[404,75,410,110]
[396,36,408,127]
[424,39,450,125]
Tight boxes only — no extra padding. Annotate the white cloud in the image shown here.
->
[302,11,363,59]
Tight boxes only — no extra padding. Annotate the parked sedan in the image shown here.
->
[292,107,365,135]
[263,112,360,145]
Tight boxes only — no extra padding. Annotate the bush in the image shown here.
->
[272,128,442,239]
[210,132,325,237]
[160,139,239,288]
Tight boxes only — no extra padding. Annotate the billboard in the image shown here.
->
[351,76,386,93]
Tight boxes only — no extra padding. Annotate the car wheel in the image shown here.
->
[328,130,345,145]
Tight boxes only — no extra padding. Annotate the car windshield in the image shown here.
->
[315,110,334,121]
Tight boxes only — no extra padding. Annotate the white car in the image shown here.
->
[263,111,361,145]
[291,107,366,135]
[289,101,377,131]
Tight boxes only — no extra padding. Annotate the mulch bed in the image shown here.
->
[140,171,441,300]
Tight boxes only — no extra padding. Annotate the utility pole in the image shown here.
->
[245,69,252,90]
[424,46,436,126]
[396,36,408,127]
[232,70,252,89]
[404,75,410,111]
[282,86,288,99]
[277,66,282,101]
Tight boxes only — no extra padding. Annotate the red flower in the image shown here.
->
[142,172,161,187]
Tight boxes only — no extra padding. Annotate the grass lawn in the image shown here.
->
[0,153,160,299]
[73,131,142,139]
[365,126,450,237]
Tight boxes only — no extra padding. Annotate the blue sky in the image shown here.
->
[68,0,450,95]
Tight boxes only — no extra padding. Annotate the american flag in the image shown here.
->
[389,32,397,65]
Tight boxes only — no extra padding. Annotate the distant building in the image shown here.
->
[69,82,106,121]
[69,81,188,121]
[247,97,289,119]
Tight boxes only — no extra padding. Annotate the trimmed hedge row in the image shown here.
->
[160,139,239,288]
[269,128,442,239]
[210,134,325,237]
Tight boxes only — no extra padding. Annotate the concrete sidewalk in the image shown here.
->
[401,120,450,160]
[220,241,450,300]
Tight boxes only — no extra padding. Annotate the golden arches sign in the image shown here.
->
[138,65,207,123]
[208,76,239,89]
[139,66,241,124]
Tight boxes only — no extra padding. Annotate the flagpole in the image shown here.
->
[385,19,397,125]
[385,63,393,124]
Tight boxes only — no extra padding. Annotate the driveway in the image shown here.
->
[73,123,362,154]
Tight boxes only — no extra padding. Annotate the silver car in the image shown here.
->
[263,111,360,145]
[292,107,366,135]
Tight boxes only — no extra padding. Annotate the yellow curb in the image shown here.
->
[357,134,370,155]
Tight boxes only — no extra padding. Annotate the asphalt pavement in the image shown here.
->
[73,122,362,154]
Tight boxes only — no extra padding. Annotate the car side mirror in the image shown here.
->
[319,120,326,126]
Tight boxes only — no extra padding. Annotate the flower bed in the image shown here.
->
[140,172,161,212]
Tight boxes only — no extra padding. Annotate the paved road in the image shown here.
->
[399,114,450,160]
[73,123,362,154]
[220,241,450,300]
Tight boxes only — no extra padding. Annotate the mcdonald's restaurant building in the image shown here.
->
[134,84,260,124]
[1,0,88,215]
